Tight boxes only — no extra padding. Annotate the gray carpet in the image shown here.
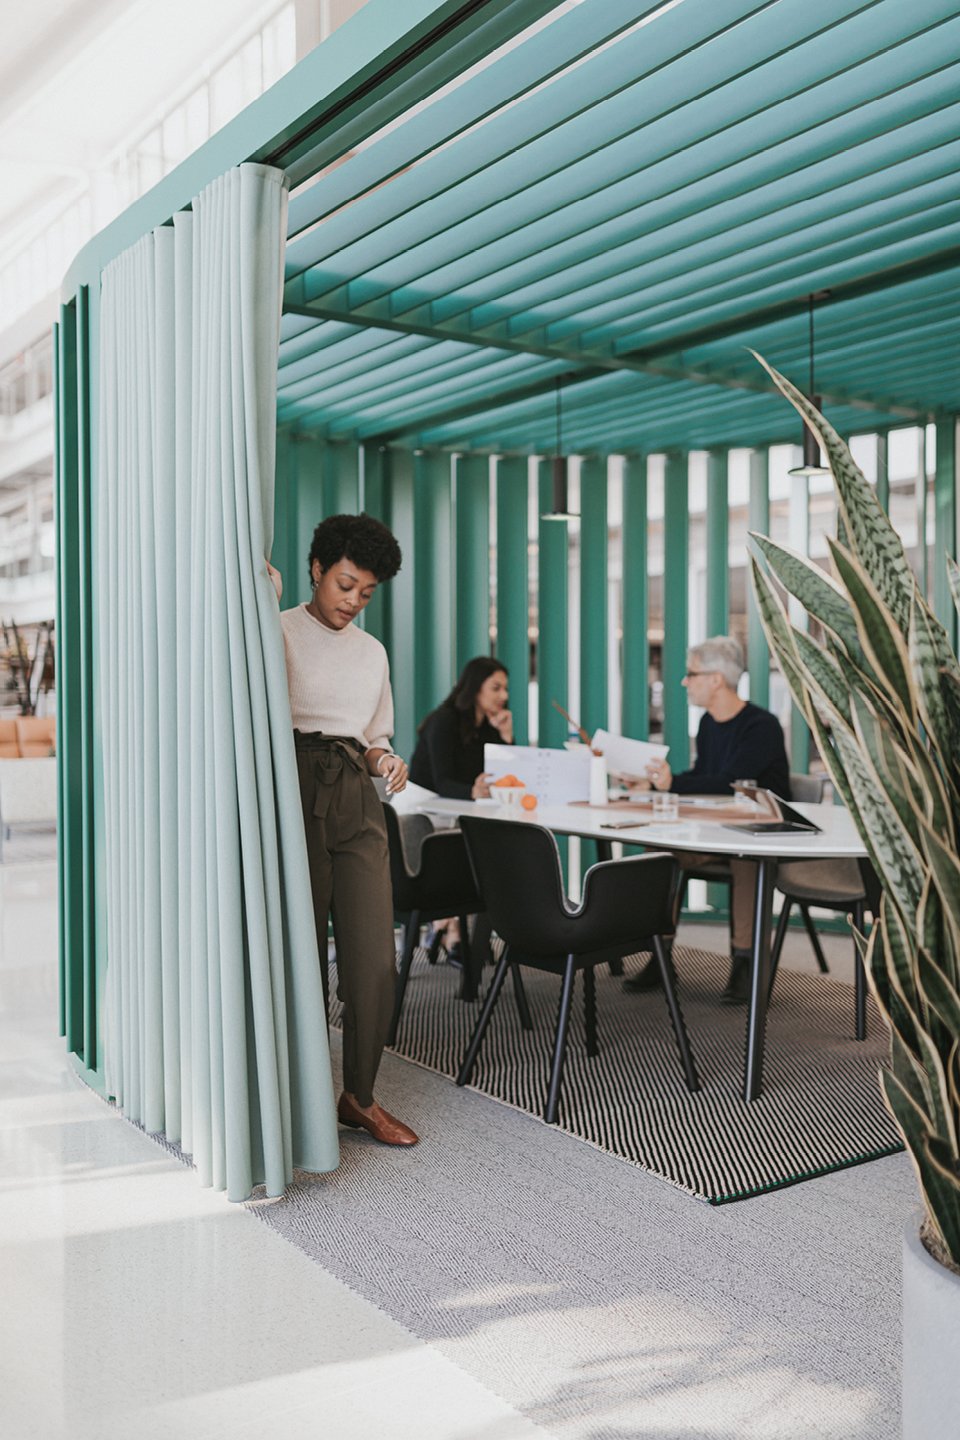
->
[334,944,901,1203]
[247,1030,914,1440]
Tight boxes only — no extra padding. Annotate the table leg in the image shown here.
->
[743,858,775,1102]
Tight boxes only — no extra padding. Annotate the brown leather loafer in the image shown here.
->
[337,1092,419,1146]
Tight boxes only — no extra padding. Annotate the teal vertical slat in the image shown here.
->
[662,453,689,770]
[621,454,648,739]
[747,448,770,711]
[705,450,729,636]
[876,431,890,513]
[57,301,84,1057]
[326,440,360,515]
[361,444,388,642]
[538,463,568,749]
[934,419,958,647]
[788,472,811,775]
[454,454,490,672]
[495,457,529,745]
[704,449,730,911]
[917,428,929,600]
[579,457,607,734]
[295,432,327,606]
[52,321,66,1039]
[273,424,304,603]
[76,286,97,1067]
[387,449,416,760]
[414,450,454,721]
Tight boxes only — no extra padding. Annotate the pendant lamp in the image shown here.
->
[788,293,831,478]
[541,376,578,520]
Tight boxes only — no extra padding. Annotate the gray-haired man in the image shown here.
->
[625,636,789,1004]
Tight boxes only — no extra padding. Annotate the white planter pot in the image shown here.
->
[902,1212,960,1438]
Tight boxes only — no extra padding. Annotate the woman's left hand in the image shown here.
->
[377,753,408,794]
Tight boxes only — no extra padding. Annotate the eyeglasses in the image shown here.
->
[684,668,716,679]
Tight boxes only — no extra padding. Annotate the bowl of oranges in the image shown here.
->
[490,773,529,809]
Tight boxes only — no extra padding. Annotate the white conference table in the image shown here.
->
[415,795,868,1102]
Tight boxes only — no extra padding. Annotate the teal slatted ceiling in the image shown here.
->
[279,0,960,456]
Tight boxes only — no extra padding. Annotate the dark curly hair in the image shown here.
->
[308,513,402,584]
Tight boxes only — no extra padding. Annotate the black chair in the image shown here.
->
[382,804,531,1045]
[456,815,699,1124]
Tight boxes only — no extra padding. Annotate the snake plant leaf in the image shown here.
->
[791,628,853,726]
[880,902,924,1053]
[831,721,925,912]
[849,690,924,843]
[881,1071,960,1262]
[748,558,815,723]
[915,1134,960,1262]
[918,949,960,1051]
[909,594,960,784]
[913,1001,958,1149]
[831,646,911,746]
[829,540,916,723]
[750,533,863,660]
[750,352,914,631]
[948,556,960,620]
[917,820,960,978]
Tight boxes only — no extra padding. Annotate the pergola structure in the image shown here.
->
[56,0,960,1079]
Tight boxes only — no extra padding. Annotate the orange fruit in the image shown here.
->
[521,793,538,810]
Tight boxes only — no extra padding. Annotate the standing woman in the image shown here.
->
[267,513,417,1147]
[410,656,513,799]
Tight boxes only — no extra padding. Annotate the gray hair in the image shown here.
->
[688,636,743,690]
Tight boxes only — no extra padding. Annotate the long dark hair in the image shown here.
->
[420,656,508,743]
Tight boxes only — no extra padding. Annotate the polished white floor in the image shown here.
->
[0,854,552,1440]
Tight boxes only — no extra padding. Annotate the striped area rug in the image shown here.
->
[330,944,902,1203]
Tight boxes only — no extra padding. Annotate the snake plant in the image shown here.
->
[749,355,960,1273]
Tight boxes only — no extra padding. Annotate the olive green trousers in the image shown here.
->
[294,733,396,1107]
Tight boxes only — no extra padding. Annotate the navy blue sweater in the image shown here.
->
[671,702,790,799]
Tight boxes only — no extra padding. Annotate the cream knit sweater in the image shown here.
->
[280,604,394,752]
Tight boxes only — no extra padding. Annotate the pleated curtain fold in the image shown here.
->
[98,163,339,1199]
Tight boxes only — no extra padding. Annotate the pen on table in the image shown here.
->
[599,820,648,829]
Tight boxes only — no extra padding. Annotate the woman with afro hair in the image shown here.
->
[267,513,417,1146]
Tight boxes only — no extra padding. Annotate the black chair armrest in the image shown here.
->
[576,852,678,950]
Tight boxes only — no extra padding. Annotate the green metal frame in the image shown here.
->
[495,457,530,745]
[621,454,648,739]
[747,447,771,710]
[579,456,607,734]
[455,454,491,670]
[662,453,688,768]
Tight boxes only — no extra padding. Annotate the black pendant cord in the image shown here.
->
[808,294,816,398]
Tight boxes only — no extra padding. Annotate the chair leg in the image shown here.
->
[456,947,511,1087]
[457,913,481,1002]
[584,966,598,1057]
[511,963,533,1031]
[387,911,420,1047]
[852,900,867,1040]
[653,934,699,1093]
[799,902,830,973]
[426,924,444,964]
[545,955,577,1125]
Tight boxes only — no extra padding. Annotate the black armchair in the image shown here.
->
[457,816,699,1124]
[382,804,531,1045]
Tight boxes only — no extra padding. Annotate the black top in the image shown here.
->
[409,703,505,799]
[671,702,790,799]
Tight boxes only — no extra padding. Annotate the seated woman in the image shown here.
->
[410,656,513,799]
[409,657,512,960]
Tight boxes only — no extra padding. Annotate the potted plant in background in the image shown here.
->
[748,355,960,1438]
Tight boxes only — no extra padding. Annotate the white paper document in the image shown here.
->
[483,744,594,805]
[591,728,668,779]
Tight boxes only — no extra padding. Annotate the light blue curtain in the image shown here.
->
[98,163,339,1199]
